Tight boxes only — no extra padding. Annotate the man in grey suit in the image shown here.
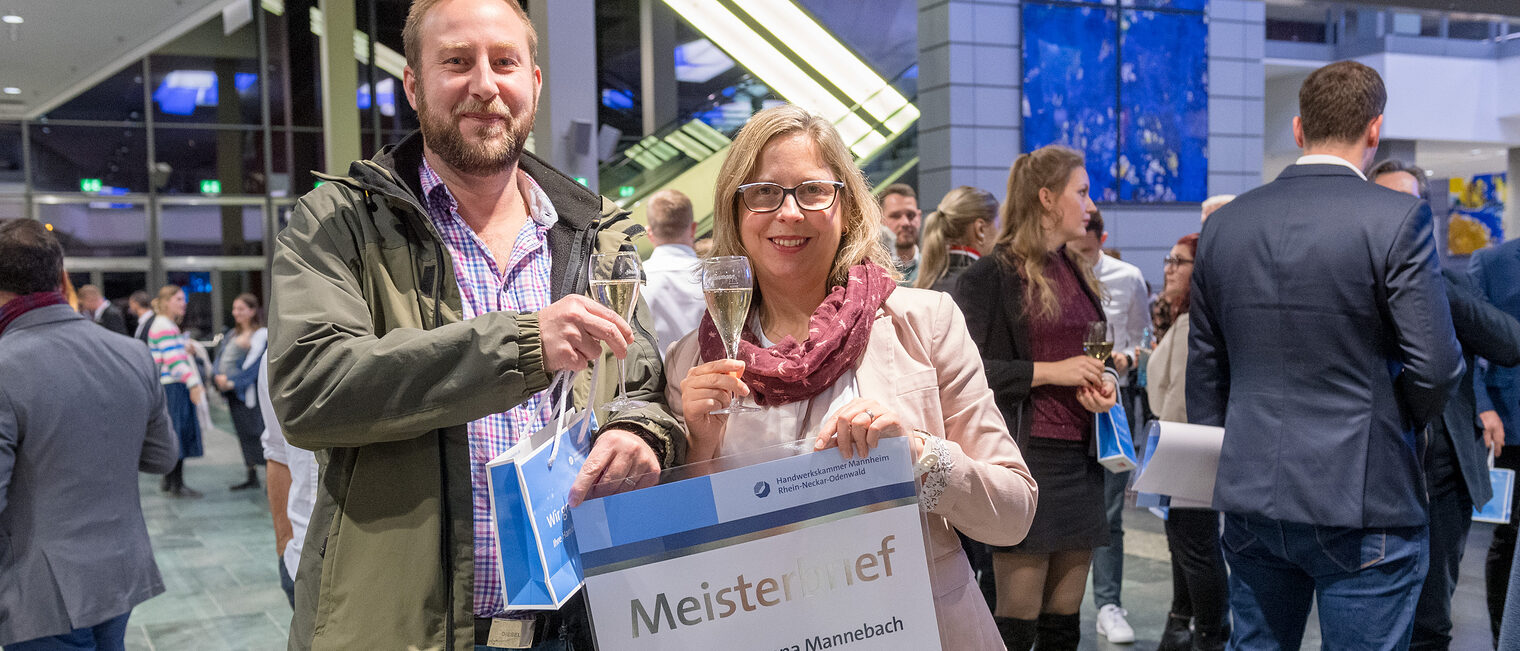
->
[1189,61,1462,650]
[0,219,179,650]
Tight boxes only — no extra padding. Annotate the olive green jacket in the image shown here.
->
[268,132,682,651]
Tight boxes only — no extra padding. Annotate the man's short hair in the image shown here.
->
[1299,61,1386,146]
[77,284,102,301]
[1370,159,1430,200]
[0,220,64,294]
[129,290,150,309]
[1085,208,1104,236]
[403,0,539,72]
[879,183,916,205]
[646,189,694,242]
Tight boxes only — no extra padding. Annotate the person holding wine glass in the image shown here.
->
[951,145,1119,651]
[664,104,1038,650]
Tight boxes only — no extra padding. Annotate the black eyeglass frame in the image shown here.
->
[1162,255,1194,268]
[734,180,846,213]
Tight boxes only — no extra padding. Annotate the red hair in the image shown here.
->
[1169,233,1200,317]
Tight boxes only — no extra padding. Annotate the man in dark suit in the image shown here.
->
[128,289,153,340]
[1373,159,1520,649]
[0,219,180,649]
[1468,229,1520,642]
[1188,61,1462,650]
[77,284,127,335]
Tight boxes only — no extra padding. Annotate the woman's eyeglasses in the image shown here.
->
[735,180,844,213]
[1163,256,1194,268]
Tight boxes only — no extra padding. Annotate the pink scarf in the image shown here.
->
[0,291,67,338]
[697,262,895,406]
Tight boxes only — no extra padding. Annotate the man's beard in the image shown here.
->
[417,89,535,176]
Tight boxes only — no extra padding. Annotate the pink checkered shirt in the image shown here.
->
[420,159,557,617]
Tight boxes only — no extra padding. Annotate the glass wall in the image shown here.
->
[0,0,407,339]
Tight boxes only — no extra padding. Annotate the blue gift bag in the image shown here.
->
[1475,464,1515,525]
[1096,402,1138,473]
[486,372,598,610]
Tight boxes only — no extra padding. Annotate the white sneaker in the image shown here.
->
[1096,604,1136,643]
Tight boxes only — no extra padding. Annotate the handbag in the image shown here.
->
[1095,401,1138,473]
[1133,420,1169,518]
[486,371,598,610]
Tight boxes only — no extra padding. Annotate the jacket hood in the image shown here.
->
[347,130,612,233]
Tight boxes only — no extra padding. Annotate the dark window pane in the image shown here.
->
[40,66,147,122]
[0,123,22,187]
[30,124,150,193]
[154,127,268,194]
[149,55,263,126]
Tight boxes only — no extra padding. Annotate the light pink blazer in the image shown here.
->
[666,287,1038,650]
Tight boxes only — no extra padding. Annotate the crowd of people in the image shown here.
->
[6,1,1520,650]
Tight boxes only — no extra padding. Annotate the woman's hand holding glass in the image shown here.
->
[1034,355,1106,388]
[814,398,922,461]
[679,359,751,460]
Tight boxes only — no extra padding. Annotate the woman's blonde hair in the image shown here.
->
[913,186,998,289]
[709,105,897,292]
[152,284,183,324]
[993,145,1098,320]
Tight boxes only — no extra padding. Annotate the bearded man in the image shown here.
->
[266,1,680,649]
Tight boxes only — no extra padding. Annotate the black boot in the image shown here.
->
[1192,623,1229,651]
[1034,613,1081,651]
[1157,614,1193,651]
[230,465,260,491]
[996,617,1037,651]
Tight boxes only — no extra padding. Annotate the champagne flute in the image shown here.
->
[1084,321,1113,363]
[702,256,760,414]
[589,251,648,411]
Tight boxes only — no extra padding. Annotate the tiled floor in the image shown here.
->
[125,406,1502,650]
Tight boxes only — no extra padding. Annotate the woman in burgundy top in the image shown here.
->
[952,145,1119,651]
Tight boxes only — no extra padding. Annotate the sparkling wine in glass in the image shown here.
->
[589,251,648,411]
[1083,320,1113,362]
[702,256,760,414]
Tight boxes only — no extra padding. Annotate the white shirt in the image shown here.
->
[710,325,861,458]
[1295,154,1367,180]
[1093,254,1150,384]
[258,358,318,578]
[643,244,707,358]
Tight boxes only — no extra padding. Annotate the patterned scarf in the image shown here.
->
[0,291,67,338]
[697,262,896,406]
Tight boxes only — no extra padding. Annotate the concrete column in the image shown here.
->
[916,0,1022,208]
[528,0,599,188]
[1507,147,1520,241]
[318,0,361,174]
[639,0,678,137]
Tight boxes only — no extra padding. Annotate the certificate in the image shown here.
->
[570,437,942,650]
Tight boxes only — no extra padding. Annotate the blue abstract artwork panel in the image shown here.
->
[1119,10,1208,201]
[1125,0,1208,11]
[1022,3,1120,201]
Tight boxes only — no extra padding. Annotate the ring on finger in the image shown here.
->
[864,409,877,420]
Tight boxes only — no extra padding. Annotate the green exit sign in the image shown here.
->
[618,185,636,198]
[199,179,222,194]
[80,178,102,192]
[573,176,588,187]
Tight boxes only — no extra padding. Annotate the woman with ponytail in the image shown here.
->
[913,186,999,292]
[952,145,1119,651]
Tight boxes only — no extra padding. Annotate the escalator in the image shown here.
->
[598,0,921,235]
